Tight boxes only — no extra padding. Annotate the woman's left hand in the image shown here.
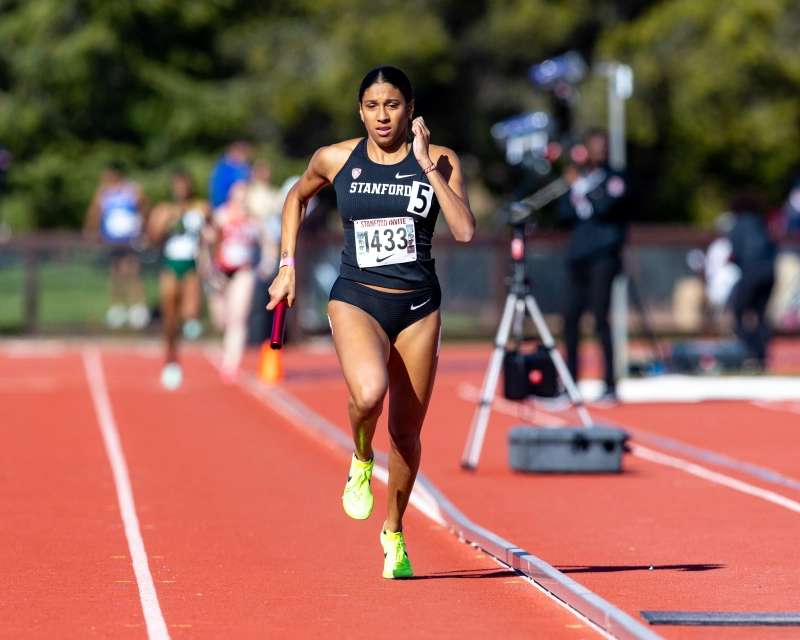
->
[411,117,433,169]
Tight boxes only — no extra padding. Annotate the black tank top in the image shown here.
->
[333,138,440,289]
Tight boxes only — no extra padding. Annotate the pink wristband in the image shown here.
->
[422,164,437,175]
[279,258,295,268]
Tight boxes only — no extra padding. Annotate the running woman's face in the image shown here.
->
[359,83,413,146]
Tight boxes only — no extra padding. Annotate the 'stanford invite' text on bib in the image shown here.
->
[333,138,441,290]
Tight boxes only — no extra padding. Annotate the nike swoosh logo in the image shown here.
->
[376,254,395,263]
[395,173,415,179]
[410,299,430,311]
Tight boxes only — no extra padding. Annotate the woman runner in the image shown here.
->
[267,66,475,578]
[84,163,151,329]
[147,170,210,390]
[207,180,262,384]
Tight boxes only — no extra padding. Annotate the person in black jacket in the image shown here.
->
[727,189,776,369]
[558,131,626,402]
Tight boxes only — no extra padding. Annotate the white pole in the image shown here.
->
[607,63,632,172]
[611,274,629,381]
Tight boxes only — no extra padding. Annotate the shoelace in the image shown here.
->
[346,469,370,500]
[388,538,407,566]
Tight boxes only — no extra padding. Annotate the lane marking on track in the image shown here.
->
[0,340,66,357]
[752,400,800,416]
[457,383,567,426]
[457,382,800,495]
[0,377,60,392]
[229,368,660,640]
[82,348,170,640]
[631,444,800,515]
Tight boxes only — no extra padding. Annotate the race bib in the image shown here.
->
[164,234,198,261]
[219,239,253,269]
[354,217,416,269]
[182,208,206,233]
[105,208,141,239]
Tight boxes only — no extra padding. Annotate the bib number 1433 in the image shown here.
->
[354,217,416,269]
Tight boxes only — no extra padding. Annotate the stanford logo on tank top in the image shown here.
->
[333,138,440,290]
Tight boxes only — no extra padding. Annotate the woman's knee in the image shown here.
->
[389,427,422,457]
[389,417,424,451]
[350,381,387,417]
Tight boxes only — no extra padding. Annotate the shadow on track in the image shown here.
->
[402,567,518,581]
[558,563,724,574]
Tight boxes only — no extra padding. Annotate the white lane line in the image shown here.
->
[752,400,800,416]
[457,382,569,426]
[631,444,800,515]
[0,377,60,392]
[458,382,800,516]
[0,339,66,357]
[82,348,170,640]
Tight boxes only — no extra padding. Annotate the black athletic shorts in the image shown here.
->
[108,244,137,262]
[329,277,441,341]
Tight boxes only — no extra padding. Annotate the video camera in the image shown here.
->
[491,51,594,225]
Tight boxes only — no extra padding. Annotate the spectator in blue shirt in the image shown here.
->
[209,141,252,208]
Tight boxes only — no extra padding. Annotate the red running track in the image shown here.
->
[0,344,597,639]
[276,342,800,640]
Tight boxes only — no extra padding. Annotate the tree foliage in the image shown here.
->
[0,0,798,228]
[601,0,800,222]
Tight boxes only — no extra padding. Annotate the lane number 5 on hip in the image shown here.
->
[407,181,434,218]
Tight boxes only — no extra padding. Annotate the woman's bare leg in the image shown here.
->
[208,287,226,333]
[328,300,390,462]
[221,268,255,372]
[181,271,202,322]
[108,258,123,307]
[385,311,440,532]
[159,271,181,363]
[120,254,146,306]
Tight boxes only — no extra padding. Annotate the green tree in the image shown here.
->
[601,0,800,223]
[0,0,452,229]
[5,0,796,230]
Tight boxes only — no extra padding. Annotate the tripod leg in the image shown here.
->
[461,293,518,470]
[523,295,594,427]
[628,274,670,371]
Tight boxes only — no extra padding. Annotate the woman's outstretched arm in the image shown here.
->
[266,142,355,309]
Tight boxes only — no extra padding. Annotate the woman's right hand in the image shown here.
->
[267,266,296,310]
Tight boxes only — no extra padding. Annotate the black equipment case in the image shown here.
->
[503,345,559,399]
[670,340,747,374]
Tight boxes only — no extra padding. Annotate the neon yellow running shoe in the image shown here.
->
[381,528,413,579]
[342,453,374,520]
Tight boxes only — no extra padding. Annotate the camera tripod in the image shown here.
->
[460,223,594,471]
